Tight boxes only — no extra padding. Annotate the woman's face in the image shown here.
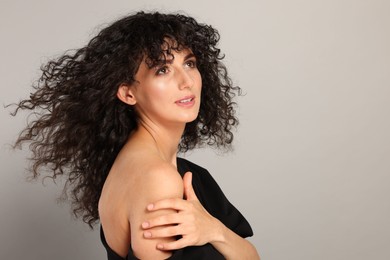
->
[131,48,202,127]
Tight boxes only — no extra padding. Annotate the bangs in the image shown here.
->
[144,37,190,68]
[116,12,220,74]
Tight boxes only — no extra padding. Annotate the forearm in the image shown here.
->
[211,219,260,260]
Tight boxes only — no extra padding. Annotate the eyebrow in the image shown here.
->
[184,53,196,60]
[164,53,196,64]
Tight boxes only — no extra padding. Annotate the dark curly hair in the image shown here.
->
[12,11,241,228]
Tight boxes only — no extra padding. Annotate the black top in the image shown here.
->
[101,158,253,259]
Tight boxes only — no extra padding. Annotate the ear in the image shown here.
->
[117,83,137,105]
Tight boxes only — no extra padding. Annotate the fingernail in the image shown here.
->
[144,231,152,238]
[157,244,164,249]
[141,222,149,228]
[147,204,154,210]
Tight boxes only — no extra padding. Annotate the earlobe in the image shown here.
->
[117,84,136,105]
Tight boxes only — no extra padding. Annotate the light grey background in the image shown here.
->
[1,0,389,259]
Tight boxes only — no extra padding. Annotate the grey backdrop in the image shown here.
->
[1,0,389,259]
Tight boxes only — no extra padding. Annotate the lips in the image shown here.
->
[178,97,193,103]
[175,95,196,107]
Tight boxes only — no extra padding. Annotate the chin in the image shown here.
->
[186,117,198,123]
[175,114,197,124]
[185,111,200,123]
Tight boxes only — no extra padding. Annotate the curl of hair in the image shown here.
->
[12,11,241,228]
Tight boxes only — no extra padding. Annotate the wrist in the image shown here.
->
[209,217,227,244]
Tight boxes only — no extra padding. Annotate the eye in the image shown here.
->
[185,59,197,68]
[155,65,169,75]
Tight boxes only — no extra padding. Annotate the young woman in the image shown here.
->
[14,11,260,259]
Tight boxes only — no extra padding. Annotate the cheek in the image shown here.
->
[152,80,173,101]
[142,79,170,102]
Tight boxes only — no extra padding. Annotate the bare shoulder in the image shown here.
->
[100,153,183,214]
[124,155,184,259]
[127,155,183,208]
[99,153,183,258]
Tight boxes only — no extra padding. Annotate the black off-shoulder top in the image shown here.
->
[101,158,253,259]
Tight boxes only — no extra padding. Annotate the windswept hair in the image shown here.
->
[13,11,240,227]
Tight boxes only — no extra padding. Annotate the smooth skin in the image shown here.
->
[98,48,260,259]
[143,172,260,260]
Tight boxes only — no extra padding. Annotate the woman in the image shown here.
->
[13,11,260,259]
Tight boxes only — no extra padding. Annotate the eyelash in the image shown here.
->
[155,59,197,75]
[185,59,197,68]
[156,66,169,75]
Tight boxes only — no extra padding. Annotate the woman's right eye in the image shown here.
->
[155,66,169,75]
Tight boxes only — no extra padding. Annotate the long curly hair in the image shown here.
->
[12,11,241,228]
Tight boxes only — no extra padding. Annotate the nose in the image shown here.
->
[177,68,193,90]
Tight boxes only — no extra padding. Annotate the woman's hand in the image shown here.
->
[141,171,221,250]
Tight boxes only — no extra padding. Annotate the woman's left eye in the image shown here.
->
[185,60,197,68]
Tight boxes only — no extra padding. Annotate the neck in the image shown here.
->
[136,119,185,165]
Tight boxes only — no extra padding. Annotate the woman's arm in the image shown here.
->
[128,162,184,259]
[209,220,260,260]
[142,172,260,259]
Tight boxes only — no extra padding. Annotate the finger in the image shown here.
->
[183,171,198,201]
[143,225,181,239]
[142,213,182,229]
[147,198,187,212]
[157,239,188,251]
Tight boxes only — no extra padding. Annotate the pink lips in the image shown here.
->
[175,95,196,107]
